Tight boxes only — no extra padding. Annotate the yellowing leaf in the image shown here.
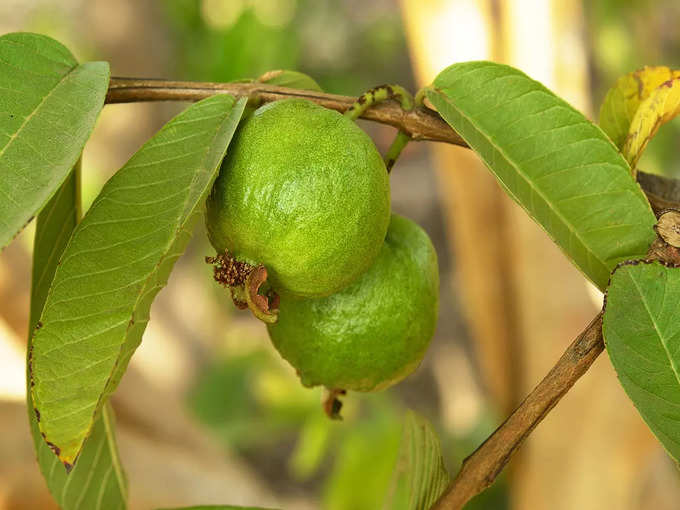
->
[623,77,680,173]
[599,66,680,149]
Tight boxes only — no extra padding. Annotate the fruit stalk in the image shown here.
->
[106,77,467,146]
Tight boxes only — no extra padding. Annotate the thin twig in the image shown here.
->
[106,77,467,146]
[106,77,680,211]
[432,313,604,510]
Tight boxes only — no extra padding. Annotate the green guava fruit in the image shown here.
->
[267,214,439,393]
[205,98,391,300]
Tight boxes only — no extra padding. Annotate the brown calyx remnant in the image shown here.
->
[323,388,347,420]
[206,251,279,322]
[245,265,280,324]
[206,250,254,310]
[206,251,254,287]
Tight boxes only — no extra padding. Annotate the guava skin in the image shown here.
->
[267,214,439,392]
[205,99,391,298]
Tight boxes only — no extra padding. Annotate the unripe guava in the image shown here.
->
[267,214,439,392]
[205,99,391,298]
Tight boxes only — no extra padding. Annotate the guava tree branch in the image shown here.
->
[106,77,680,211]
[105,77,678,507]
[106,77,467,146]
[432,313,604,510]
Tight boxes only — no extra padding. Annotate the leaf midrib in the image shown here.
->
[629,269,680,391]
[0,61,77,160]
[101,404,127,503]
[432,88,611,279]
[71,98,239,461]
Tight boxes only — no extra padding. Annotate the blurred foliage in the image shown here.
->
[188,340,404,509]
[188,342,507,510]
[585,0,680,177]
[160,0,414,95]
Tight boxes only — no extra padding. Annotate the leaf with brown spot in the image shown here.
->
[0,32,109,250]
[599,66,680,149]
[623,77,680,173]
[28,160,128,508]
[30,94,246,467]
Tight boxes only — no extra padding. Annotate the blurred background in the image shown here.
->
[1,0,680,509]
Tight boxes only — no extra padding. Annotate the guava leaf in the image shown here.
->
[427,61,657,290]
[382,411,449,510]
[623,77,680,170]
[29,94,247,468]
[599,66,680,149]
[603,260,680,462]
[27,161,128,508]
[257,69,323,91]
[0,32,109,250]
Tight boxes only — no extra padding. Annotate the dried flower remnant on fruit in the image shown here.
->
[205,250,254,286]
[245,266,280,324]
[206,252,279,321]
[206,251,253,309]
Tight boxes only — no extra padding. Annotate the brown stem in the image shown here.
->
[106,77,466,146]
[106,77,680,211]
[432,313,604,510]
[322,388,347,420]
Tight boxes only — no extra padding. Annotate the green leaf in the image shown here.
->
[289,412,332,479]
[31,401,127,509]
[623,77,680,171]
[599,66,680,149]
[27,161,128,509]
[603,260,680,462]
[0,32,109,250]
[427,61,657,290]
[257,69,323,91]
[29,94,247,468]
[382,411,449,510]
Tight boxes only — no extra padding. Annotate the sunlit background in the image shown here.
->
[1,1,680,509]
